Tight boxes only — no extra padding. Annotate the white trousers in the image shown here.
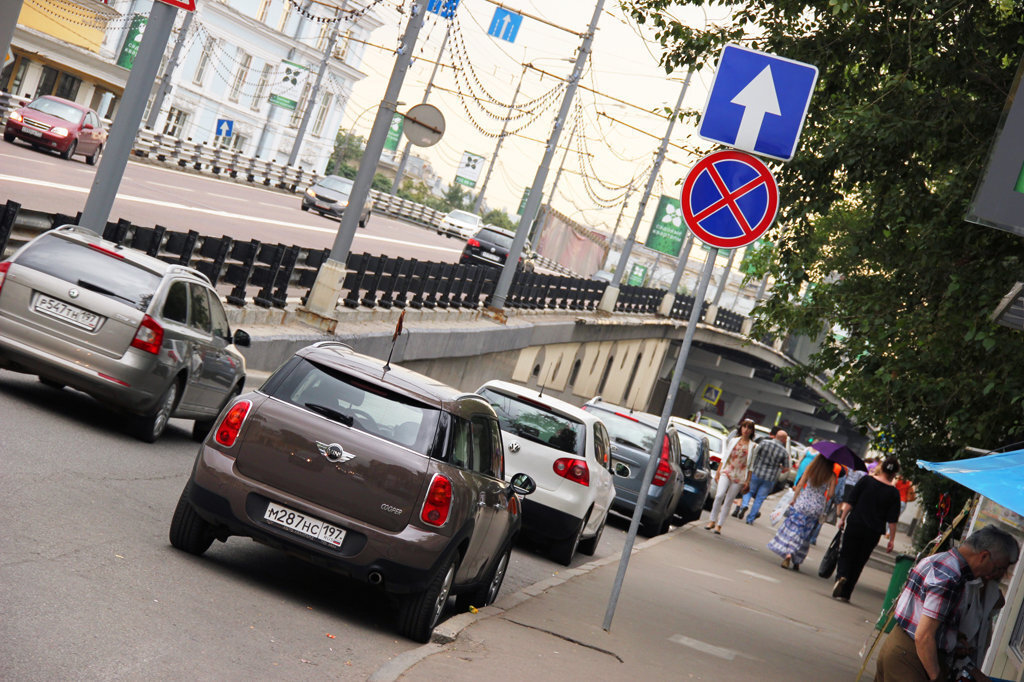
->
[709,478,744,527]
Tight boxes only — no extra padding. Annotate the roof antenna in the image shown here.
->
[383,310,405,373]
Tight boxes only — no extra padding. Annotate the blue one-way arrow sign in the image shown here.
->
[487,8,523,43]
[216,118,233,138]
[699,44,818,162]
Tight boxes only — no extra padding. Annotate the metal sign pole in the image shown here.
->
[603,247,718,631]
[80,1,178,232]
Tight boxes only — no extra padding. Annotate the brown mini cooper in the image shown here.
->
[169,341,535,642]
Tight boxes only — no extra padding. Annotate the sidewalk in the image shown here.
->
[372,513,908,681]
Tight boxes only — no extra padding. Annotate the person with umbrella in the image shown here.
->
[832,455,902,602]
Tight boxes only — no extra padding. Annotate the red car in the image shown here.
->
[4,95,107,164]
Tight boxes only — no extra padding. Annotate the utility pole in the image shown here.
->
[0,2,23,80]
[473,63,527,214]
[145,11,193,130]
[600,70,692,311]
[288,4,344,166]
[490,0,605,310]
[304,0,430,314]
[391,23,450,194]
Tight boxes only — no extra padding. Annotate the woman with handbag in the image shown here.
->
[768,454,836,570]
[706,419,755,534]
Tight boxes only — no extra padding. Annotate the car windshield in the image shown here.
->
[318,176,353,194]
[478,387,584,456]
[15,234,160,311]
[270,358,442,456]
[475,229,514,249]
[587,408,655,451]
[27,98,84,124]
[448,210,479,224]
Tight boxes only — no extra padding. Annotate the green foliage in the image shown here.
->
[625,0,1024,510]
[444,183,469,210]
[398,181,451,212]
[371,173,391,193]
[483,209,516,231]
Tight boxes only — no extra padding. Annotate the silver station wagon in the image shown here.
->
[0,225,250,441]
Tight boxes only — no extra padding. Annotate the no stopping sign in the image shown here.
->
[680,150,778,249]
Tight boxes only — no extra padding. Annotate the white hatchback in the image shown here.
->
[438,210,482,239]
[477,380,615,565]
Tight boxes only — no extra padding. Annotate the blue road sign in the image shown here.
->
[680,150,778,250]
[699,44,818,162]
[487,8,523,43]
[216,119,233,138]
[426,0,459,18]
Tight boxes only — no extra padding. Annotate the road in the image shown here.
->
[0,140,464,263]
[0,371,633,680]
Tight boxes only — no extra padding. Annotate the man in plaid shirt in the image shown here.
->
[876,525,1018,682]
[735,427,789,523]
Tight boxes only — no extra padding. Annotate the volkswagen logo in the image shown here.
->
[508,441,520,453]
[315,441,354,463]
[68,288,80,299]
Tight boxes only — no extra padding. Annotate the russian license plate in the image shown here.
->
[480,252,501,262]
[264,501,346,547]
[24,128,43,138]
[34,294,101,331]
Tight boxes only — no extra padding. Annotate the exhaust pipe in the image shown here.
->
[368,570,383,586]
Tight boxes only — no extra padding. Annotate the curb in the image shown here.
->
[366,524,690,682]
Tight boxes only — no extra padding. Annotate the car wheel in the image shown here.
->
[641,513,671,537]
[133,380,179,443]
[397,552,458,643]
[169,483,215,555]
[191,383,241,443]
[86,143,102,166]
[38,376,65,390]
[60,139,77,160]
[673,505,702,526]
[3,131,14,143]
[552,511,587,566]
[300,203,309,211]
[577,512,606,556]
[456,542,511,611]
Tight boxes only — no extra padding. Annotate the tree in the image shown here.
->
[443,183,469,210]
[626,0,1024,490]
[483,209,516,231]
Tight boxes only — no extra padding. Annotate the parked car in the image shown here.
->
[591,270,614,283]
[438,210,482,239]
[0,225,250,442]
[169,341,536,642]
[673,428,712,524]
[581,398,685,536]
[460,226,536,272]
[3,95,107,164]
[477,380,615,565]
[300,175,371,226]
[672,417,726,510]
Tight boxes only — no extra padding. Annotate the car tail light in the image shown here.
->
[214,400,252,447]
[421,474,453,527]
[130,315,164,354]
[651,435,673,486]
[466,238,480,248]
[88,243,125,259]
[553,458,590,486]
[0,261,10,295]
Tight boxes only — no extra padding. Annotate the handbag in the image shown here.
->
[769,487,795,526]
[818,528,843,578]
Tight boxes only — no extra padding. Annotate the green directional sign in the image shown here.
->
[116,15,147,69]
[645,195,685,256]
[517,187,531,215]
[384,113,404,152]
[627,263,648,286]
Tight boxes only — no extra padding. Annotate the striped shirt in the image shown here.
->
[893,548,972,652]
[749,438,789,481]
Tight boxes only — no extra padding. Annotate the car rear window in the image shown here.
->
[15,234,161,311]
[478,386,584,456]
[585,407,655,452]
[475,229,513,249]
[268,358,442,457]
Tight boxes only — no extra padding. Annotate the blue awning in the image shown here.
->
[918,449,1024,517]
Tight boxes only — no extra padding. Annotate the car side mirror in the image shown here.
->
[710,460,720,471]
[232,329,251,347]
[681,459,696,477]
[82,123,93,130]
[510,473,536,495]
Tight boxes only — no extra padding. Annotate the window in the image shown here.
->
[470,416,503,478]
[252,63,272,111]
[568,359,581,387]
[276,1,292,31]
[228,52,250,102]
[55,73,81,101]
[193,36,216,86]
[163,282,189,324]
[214,131,247,151]
[208,293,230,339]
[163,107,188,137]
[8,57,30,96]
[316,22,330,50]
[594,422,611,468]
[256,0,271,21]
[335,29,352,62]
[189,284,212,333]
[290,82,311,126]
[35,66,58,98]
[477,386,585,457]
[311,92,333,135]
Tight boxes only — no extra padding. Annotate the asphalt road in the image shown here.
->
[0,139,464,263]
[0,371,634,680]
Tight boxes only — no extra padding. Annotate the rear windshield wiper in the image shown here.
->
[304,402,354,426]
[76,279,136,305]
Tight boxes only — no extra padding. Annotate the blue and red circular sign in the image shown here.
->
[680,150,778,249]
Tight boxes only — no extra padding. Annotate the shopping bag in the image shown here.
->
[818,528,843,578]
[769,487,795,526]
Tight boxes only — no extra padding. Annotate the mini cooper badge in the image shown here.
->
[316,441,354,463]
[68,288,80,299]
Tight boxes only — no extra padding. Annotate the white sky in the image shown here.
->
[345,0,731,240]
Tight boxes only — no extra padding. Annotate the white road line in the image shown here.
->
[0,174,461,254]
[679,566,730,580]
[737,570,780,583]
[669,634,738,660]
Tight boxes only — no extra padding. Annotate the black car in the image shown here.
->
[460,226,535,272]
[300,175,371,226]
[672,428,711,524]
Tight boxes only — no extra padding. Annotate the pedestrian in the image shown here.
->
[875,525,1019,682]
[950,574,1006,682]
[736,427,790,523]
[895,475,916,516]
[832,456,902,602]
[706,419,755,534]
[767,453,836,570]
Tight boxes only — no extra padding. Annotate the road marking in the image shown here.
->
[0,174,461,254]
[737,570,780,583]
[680,566,730,580]
[669,634,739,660]
[206,192,240,200]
